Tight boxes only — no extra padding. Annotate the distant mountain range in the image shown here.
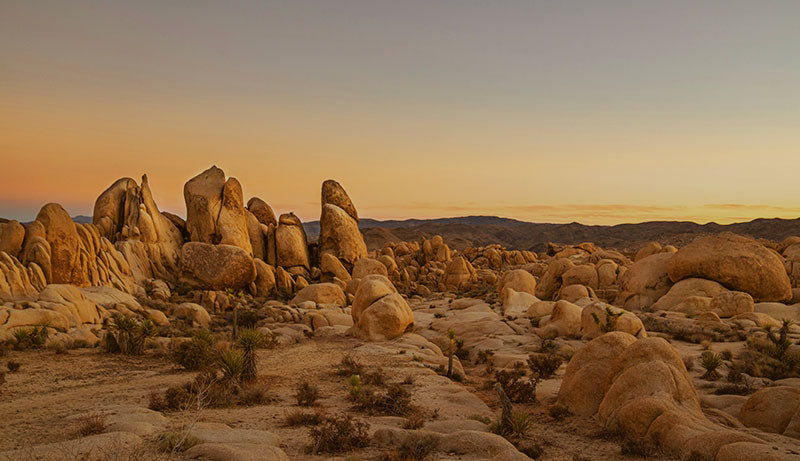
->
[71,214,800,253]
[302,215,800,252]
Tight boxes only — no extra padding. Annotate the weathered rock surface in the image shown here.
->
[351,275,414,341]
[667,232,792,302]
[179,242,256,290]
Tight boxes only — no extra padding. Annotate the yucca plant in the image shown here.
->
[107,314,156,355]
[510,411,533,439]
[217,348,246,388]
[238,328,266,381]
[700,351,723,380]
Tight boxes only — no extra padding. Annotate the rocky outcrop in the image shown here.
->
[318,180,367,268]
[667,233,792,302]
[275,213,309,273]
[615,252,673,311]
[179,242,256,291]
[183,166,252,255]
[443,256,477,292]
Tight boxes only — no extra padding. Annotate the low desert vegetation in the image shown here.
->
[381,433,440,461]
[7,360,21,373]
[76,413,106,437]
[700,351,723,380]
[13,326,48,350]
[294,380,321,407]
[105,314,156,355]
[308,412,370,454]
[284,408,325,427]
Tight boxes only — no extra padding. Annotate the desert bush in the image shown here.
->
[7,360,21,373]
[476,349,494,364]
[493,363,536,403]
[285,409,324,427]
[700,351,723,380]
[50,342,67,355]
[720,349,733,362]
[528,353,562,380]
[402,410,426,430]
[105,314,156,355]
[76,413,106,437]
[172,330,215,371]
[337,354,364,377]
[237,309,261,329]
[157,431,199,453]
[682,355,695,372]
[353,383,415,416]
[13,326,48,350]
[620,436,661,457]
[239,380,271,406]
[382,433,439,461]
[295,381,320,406]
[309,413,370,454]
[548,404,570,421]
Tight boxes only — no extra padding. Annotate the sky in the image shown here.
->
[2,0,799,225]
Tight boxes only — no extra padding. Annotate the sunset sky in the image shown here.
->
[2,1,799,225]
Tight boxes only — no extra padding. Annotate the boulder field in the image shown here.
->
[2,166,800,459]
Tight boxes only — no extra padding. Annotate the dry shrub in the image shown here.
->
[336,353,364,377]
[285,408,325,427]
[76,413,106,437]
[309,413,369,454]
[493,363,536,403]
[402,410,426,430]
[7,360,21,373]
[548,404,570,421]
[295,381,320,407]
[382,433,439,461]
[353,384,415,417]
[157,431,199,453]
[172,330,215,371]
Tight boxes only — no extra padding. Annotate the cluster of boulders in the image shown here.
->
[0,166,417,343]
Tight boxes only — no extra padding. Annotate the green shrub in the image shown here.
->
[172,330,215,371]
[217,348,246,387]
[527,353,562,380]
[157,431,199,453]
[493,363,536,403]
[13,326,48,350]
[105,314,156,355]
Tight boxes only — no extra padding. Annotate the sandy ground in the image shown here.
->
[0,334,686,460]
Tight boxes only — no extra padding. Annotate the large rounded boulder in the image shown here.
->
[350,275,414,341]
[179,242,256,290]
[666,233,791,302]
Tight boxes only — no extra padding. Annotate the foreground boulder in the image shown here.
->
[667,233,792,302]
[557,333,796,460]
[738,386,800,438]
[350,275,414,341]
[179,242,256,290]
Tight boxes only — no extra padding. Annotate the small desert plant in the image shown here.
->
[765,320,795,361]
[720,349,733,362]
[105,314,155,355]
[683,355,695,371]
[237,309,261,329]
[353,383,415,416]
[590,307,623,333]
[476,349,494,364]
[7,360,21,373]
[13,326,48,350]
[309,413,370,454]
[172,329,216,371]
[402,410,426,430]
[337,354,364,377]
[493,363,536,403]
[285,408,324,426]
[509,411,533,438]
[445,330,460,378]
[362,367,387,386]
[225,288,246,339]
[620,437,662,457]
[217,348,246,388]
[295,381,320,406]
[700,351,723,380]
[548,404,570,421]
[528,353,562,380]
[238,328,267,381]
[157,431,199,453]
[76,413,106,437]
[239,380,272,406]
[383,433,439,461]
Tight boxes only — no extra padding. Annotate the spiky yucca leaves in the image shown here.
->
[217,348,246,388]
[238,328,266,381]
[700,351,723,380]
[106,314,156,355]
